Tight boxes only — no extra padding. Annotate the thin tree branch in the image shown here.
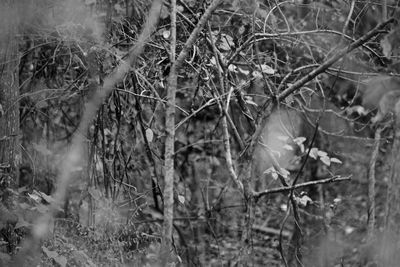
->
[207,23,244,192]
[161,0,177,262]
[227,28,385,66]
[254,176,352,200]
[367,127,382,241]
[175,0,222,69]
[278,18,395,100]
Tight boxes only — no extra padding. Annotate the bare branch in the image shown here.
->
[278,18,395,100]
[207,23,244,192]
[175,0,222,69]
[368,127,382,241]
[254,176,352,200]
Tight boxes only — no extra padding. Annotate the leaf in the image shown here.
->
[238,67,250,75]
[277,135,289,142]
[228,64,237,73]
[293,137,306,145]
[299,144,305,153]
[210,156,221,166]
[333,198,342,204]
[88,187,102,201]
[210,57,217,66]
[309,148,319,159]
[28,192,41,203]
[349,105,368,116]
[280,204,288,211]
[320,156,331,166]
[218,34,234,51]
[264,166,289,179]
[145,128,154,143]
[317,150,328,157]
[295,195,312,207]
[259,64,275,74]
[178,195,185,204]
[283,144,293,151]
[344,226,355,235]
[177,5,184,12]
[285,94,295,105]
[162,30,170,39]
[114,3,124,13]
[381,34,392,57]
[330,157,342,164]
[264,167,278,180]
[160,5,170,19]
[38,191,56,205]
[264,167,274,174]
[278,168,290,179]
[244,98,258,106]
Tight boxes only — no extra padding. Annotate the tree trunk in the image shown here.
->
[0,1,20,193]
[161,0,177,263]
[381,104,400,266]
[0,1,20,256]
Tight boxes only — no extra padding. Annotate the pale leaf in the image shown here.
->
[218,34,234,51]
[317,150,328,157]
[238,67,250,75]
[320,156,331,166]
[177,5,184,12]
[162,30,170,39]
[277,135,289,142]
[178,195,185,204]
[330,157,342,164]
[283,144,293,151]
[259,64,275,74]
[295,195,312,207]
[309,148,319,159]
[293,137,306,145]
[146,128,154,143]
[228,64,237,72]
[279,168,290,178]
[263,167,275,174]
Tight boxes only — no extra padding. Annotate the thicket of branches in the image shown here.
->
[0,0,400,266]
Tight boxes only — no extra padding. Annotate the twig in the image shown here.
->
[207,23,243,192]
[367,127,382,241]
[227,28,384,67]
[175,0,222,69]
[254,176,352,200]
[278,18,395,100]
[162,0,222,261]
[252,224,291,238]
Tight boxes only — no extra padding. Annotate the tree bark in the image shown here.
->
[382,105,400,265]
[161,0,177,263]
[0,1,20,192]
